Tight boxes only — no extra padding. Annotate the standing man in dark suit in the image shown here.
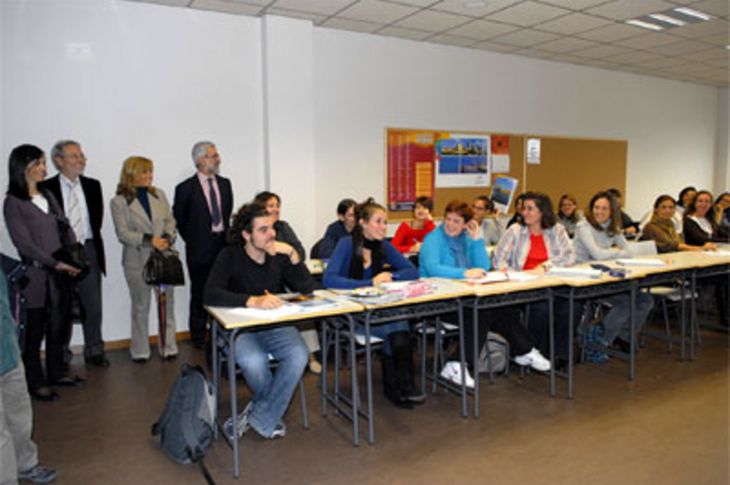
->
[39,140,109,367]
[173,141,233,348]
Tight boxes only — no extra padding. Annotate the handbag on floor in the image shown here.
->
[152,364,217,485]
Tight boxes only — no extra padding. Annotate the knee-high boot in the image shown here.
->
[388,331,426,405]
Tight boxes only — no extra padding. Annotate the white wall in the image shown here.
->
[715,87,730,193]
[0,0,265,344]
[313,28,719,229]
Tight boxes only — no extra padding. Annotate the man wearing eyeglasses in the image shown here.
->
[40,140,109,369]
[173,141,233,349]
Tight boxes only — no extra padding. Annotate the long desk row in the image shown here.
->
[207,250,730,478]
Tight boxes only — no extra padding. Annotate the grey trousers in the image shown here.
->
[0,362,38,485]
[123,266,178,359]
[601,293,655,345]
[75,240,105,358]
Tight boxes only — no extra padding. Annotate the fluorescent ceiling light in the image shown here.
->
[673,7,711,21]
[649,13,686,26]
[626,19,663,31]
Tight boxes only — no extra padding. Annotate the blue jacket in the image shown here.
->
[419,225,491,278]
[323,237,418,289]
[0,271,20,376]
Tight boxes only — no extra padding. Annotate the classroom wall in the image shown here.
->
[312,27,719,230]
[0,1,724,347]
[0,0,265,344]
[716,87,730,193]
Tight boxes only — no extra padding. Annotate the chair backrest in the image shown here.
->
[627,240,657,256]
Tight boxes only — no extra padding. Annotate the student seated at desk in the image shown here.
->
[606,188,640,237]
[472,195,504,245]
[419,200,550,387]
[682,190,729,326]
[493,192,577,366]
[204,202,316,441]
[556,194,581,238]
[714,192,730,231]
[505,193,526,228]
[313,198,356,259]
[640,195,715,253]
[573,191,654,353]
[390,196,435,254]
[323,198,426,409]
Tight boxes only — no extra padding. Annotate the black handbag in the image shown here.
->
[53,220,91,281]
[144,249,185,286]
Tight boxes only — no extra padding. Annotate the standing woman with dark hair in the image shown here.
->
[390,196,435,254]
[574,192,654,351]
[323,198,425,408]
[640,195,715,253]
[253,191,321,373]
[110,156,178,361]
[493,192,576,363]
[556,194,581,238]
[4,145,82,401]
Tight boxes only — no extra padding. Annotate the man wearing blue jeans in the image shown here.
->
[204,202,315,440]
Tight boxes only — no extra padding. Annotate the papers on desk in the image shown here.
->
[468,271,538,284]
[616,258,666,267]
[704,250,730,256]
[547,267,602,279]
[227,299,339,320]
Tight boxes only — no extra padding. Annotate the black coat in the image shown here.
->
[39,175,106,274]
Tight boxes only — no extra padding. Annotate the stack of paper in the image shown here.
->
[548,267,602,279]
[616,258,666,267]
[469,272,508,284]
[228,305,302,320]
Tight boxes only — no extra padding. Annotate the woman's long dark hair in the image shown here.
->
[585,191,621,236]
[520,191,557,229]
[349,197,386,279]
[684,190,718,232]
[7,144,44,200]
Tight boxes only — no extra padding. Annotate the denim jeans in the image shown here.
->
[233,326,308,437]
[600,293,654,345]
[356,321,409,355]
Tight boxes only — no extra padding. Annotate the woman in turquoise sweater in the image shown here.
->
[420,201,550,388]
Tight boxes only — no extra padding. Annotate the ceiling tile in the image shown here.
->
[489,28,561,47]
[124,0,191,6]
[486,1,572,26]
[699,32,730,45]
[321,17,382,33]
[538,36,600,53]
[395,9,473,31]
[471,41,522,52]
[534,12,613,34]
[431,0,523,17]
[445,19,520,40]
[538,0,615,10]
[377,25,434,40]
[270,0,355,16]
[576,58,623,69]
[514,48,558,58]
[670,18,730,39]
[615,32,684,49]
[686,0,729,18]
[604,50,661,64]
[647,38,715,55]
[381,0,436,6]
[574,22,648,42]
[264,7,328,23]
[704,56,729,68]
[428,33,480,47]
[678,46,727,61]
[571,43,632,58]
[338,0,418,24]
[190,0,263,15]
[637,55,688,68]
[585,0,676,20]
[661,60,711,73]
[229,0,269,5]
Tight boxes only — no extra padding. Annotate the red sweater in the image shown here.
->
[391,220,436,253]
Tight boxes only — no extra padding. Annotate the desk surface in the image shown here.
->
[455,274,564,295]
[332,278,473,311]
[206,290,362,330]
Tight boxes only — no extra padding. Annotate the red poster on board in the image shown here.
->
[387,130,436,211]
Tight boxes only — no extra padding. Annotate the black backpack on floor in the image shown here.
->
[152,364,217,484]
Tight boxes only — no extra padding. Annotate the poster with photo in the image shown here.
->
[386,130,436,211]
[434,135,490,188]
[490,176,519,213]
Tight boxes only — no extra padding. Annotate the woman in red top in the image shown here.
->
[391,196,435,254]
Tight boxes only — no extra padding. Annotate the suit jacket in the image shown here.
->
[110,188,177,271]
[173,174,233,260]
[39,174,106,274]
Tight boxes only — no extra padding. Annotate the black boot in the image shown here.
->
[381,356,412,409]
[388,331,426,405]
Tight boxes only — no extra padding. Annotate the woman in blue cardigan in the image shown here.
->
[420,200,550,387]
[324,198,425,409]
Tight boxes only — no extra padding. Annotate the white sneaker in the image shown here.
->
[514,348,551,372]
[223,401,253,441]
[439,361,475,388]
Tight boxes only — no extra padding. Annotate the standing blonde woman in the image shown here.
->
[110,156,178,361]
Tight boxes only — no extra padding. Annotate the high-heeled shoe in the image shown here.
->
[30,386,60,402]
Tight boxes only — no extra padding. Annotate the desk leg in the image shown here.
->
[629,281,636,381]
[690,271,697,361]
[548,289,555,397]
[568,289,575,400]
[470,300,479,419]
[365,314,375,445]
[347,315,360,447]
[228,330,240,478]
[680,274,687,361]
[457,300,467,419]
[321,319,328,416]
[211,316,219,439]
